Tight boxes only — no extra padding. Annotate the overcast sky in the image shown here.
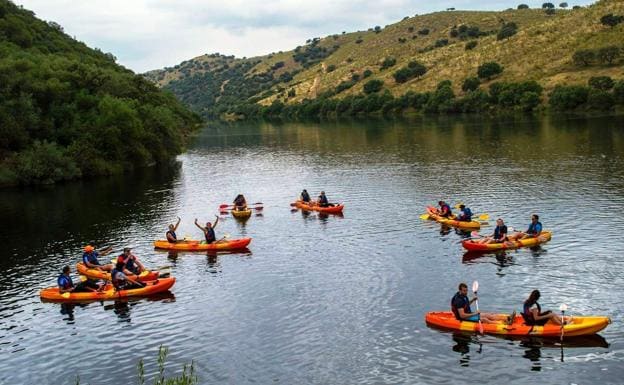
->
[15,0,595,73]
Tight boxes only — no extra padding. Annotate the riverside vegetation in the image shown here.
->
[0,0,200,187]
[144,0,624,120]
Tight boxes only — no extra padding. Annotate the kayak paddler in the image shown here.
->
[166,217,181,243]
[116,247,145,275]
[82,245,113,272]
[437,201,452,218]
[195,216,219,244]
[111,258,145,291]
[317,191,334,207]
[300,189,311,203]
[451,283,508,324]
[457,204,472,222]
[58,265,103,294]
[233,194,247,211]
[509,214,543,241]
[522,290,570,325]
[476,218,508,244]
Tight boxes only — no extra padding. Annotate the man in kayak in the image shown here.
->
[300,189,311,203]
[233,194,247,211]
[82,245,113,272]
[522,290,570,325]
[436,201,452,218]
[509,214,543,241]
[166,217,181,243]
[476,218,509,244]
[111,259,145,291]
[451,283,508,324]
[457,204,472,222]
[317,191,334,207]
[195,216,220,244]
[58,265,103,294]
[116,247,145,275]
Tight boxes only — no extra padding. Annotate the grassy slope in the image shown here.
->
[145,0,624,108]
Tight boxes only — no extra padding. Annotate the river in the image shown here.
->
[0,114,623,384]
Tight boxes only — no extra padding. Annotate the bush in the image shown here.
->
[363,79,384,94]
[517,4,529,9]
[497,22,518,40]
[614,80,624,103]
[380,57,397,70]
[335,80,355,93]
[597,46,620,65]
[519,91,541,111]
[542,2,555,8]
[559,2,568,7]
[462,77,481,92]
[434,39,449,47]
[587,90,615,110]
[418,28,430,35]
[600,14,624,28]
[477,62,503,80]
[363,69,373,78]
[326,64,336,72]
[549,85,589,110]
[588,76,614,90]
[374,26,382,33]
[572,49,595,66]
[15,140,81,184]
[465,41,478,50]
[392,62,427,83]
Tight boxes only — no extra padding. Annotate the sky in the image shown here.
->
[14,0,595,73]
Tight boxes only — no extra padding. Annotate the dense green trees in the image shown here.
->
[392,61,427,83]
[0,0,199,186]
[477,62,503,80]
[363,79,384,94]
[517,4,529,9]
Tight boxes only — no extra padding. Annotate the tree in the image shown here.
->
[477,62,503,80]
[559,2,568,8]
[465,41,478,50]
[600,14,624,28]
[363,69,373,78]
[497,22,518,40]
[380,57,397,70]
[519,91,541,111]
[517,4,529,9]
[588,76,614,90]
[549,85,589,110]
[614,81,624,104]
[363,79,384,94]
[374,26,382,33]
[572,49,595,66]
[542,3,555,8]
[462,77,481,92]
[587,90,615,111]
[597,46,620,65]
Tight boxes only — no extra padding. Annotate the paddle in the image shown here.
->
[219,202,263,209]
[559,303,568,341]
[221,206,263,212]
[472,281,484,335]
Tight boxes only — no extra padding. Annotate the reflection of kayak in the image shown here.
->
[76,263,159,281]
[40,278,176,302]
[294,201,344,214]
[231,209,252,219]
[423,206,481,229]
[462,231,552,251]
[425,311,610,337]
[448,330,609,349]
[153,238,252,251]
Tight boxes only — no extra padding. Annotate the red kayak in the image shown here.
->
[293,200,344,214]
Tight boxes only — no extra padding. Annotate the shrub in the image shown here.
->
[287,89,296,97]
[477,62,503,80]
[517,4,529,9]
[542,2,555,8]
[549,85,589,110]
[363,79,384,94]
[363,69,373,78]
[462,77,481,92]
[465,41,478,50]
[600,14,624,28]
[374,26,382,33]
[326,64,336,72]
[355,38,363,44]
[380,57,397,70]
[597,46,620,65]
[336,80,356,93]
[614,80,624,103]
[587,90,615,110]
[559,2,568,8]
[572,49,595,66]
[497,22,518,40]
[418,28,430,35]
[351,73,360,82]
[588,76,614,90]
[393,62,427,83]
[434,39,449,47]
[408,26,415,32]
[519,91,541,111]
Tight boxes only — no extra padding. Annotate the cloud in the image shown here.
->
[14,0,595,73]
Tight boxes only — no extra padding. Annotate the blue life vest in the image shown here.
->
[205,227,216,243]
[57,274,73,289]
[460,207,472,221]
[301,191,311,202]
[527,222,542,235]
[111,268,124,288]
[166,230,177,241]
[319,194,329,205]
[522,301,541,323]
[451,292,471,320]
[82,251,100,265]
[494,225,507,241]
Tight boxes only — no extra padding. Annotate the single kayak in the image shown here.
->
[153,238,252,251]
[425,311,610,337]
[231,209,252,219]
[40,278,176,302]
[294,201,344,214]
[422,206,481,229]
[462,231,553,251]
[76,262,160,281]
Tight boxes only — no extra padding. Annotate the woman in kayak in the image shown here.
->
[436,201,452,218]
[166,217,181,243]
[522,290,569,325]
[476,218,509,244]
[233,194,247,211]
[195,216,220,244]
[300,189,311,203]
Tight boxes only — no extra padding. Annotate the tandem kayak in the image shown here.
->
[293,201,344,214]
[422,206,481,229]
[40,278,176,302]
[461,231,553,251]
[76,263,160,282]
[231,209,252,219]
[425,311,610,337]
[153,238,252,251]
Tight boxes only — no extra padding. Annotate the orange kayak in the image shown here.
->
[76,262,159,281]
[153,238,251,251]
[40,278,176,302]
[423,206,481,229]
[462,231,552,251]
[425,311,610,337]
[294,200,344,214]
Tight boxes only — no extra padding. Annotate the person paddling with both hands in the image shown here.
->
[166,217,181,243]
[111,258,145,291]
[195,216,221,244]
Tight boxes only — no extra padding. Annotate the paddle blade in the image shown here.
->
[472,281,479,293]
[454,202,463,209]
[253,206,263,211]
[251,202,263,205]
[559,303,568,312]
[478,213,489,220]
[478,320,484,334]
[79,275,87,282]
[470,231,480,238]
[419,214,430,220]
[62,292,70,299]
[139,270,149,277]
[219,204,230,209]
[290,202,297,207]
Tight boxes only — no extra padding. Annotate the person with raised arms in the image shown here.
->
[82,245,113,272]
[451,282,508,324]
[522,289,570,326]
[195,216,220,244]
[166,217,181,243]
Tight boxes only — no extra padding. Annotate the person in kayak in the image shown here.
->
[510,214,543,241]
[111,259,145,291]
[233,194,247,211]
[436,201,452,218]
[317,191,334,207]
[166,217,181,243]
[476,218,509,244]
[522,289,570,325]
[300,189,311,203]
[58,265,103,293]
[457,204,472,222]
[82,245,113,272]
[195,216,220,244]
[451,283,508,324]
[116,247,145,275]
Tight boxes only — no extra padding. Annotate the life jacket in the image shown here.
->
[440,204,451,216]
[460,208,472,221]
[451,292,471,320]
[82,251,100,265]
[118,254,137,273]
[522,301,541,324]
[301,191,311,202]
[319,194,329,205]
[205,227,216,243]
[494,225,507,241]
[527,221,542,235]
[111,268,124,289]
[57,274,74,290]
[166,230,177,241]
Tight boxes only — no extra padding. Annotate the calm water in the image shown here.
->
[1,115,623,384]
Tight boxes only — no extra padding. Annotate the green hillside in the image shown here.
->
[0,0,200,187]
[145,0,624,119]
